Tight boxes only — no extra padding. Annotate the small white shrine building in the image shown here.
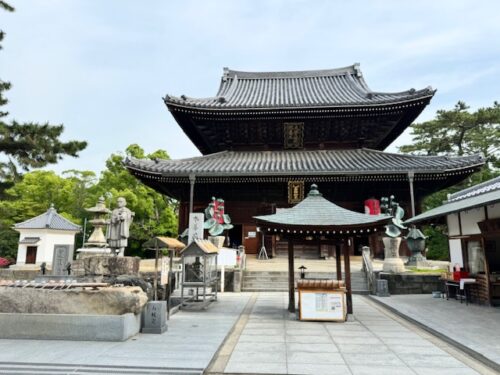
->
[12,205,81,267]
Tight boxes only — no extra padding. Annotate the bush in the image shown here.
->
[423,225,449,261]
[0,257,11,268]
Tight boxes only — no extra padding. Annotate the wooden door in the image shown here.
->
[26,246,37,264]
[243,225,259,254]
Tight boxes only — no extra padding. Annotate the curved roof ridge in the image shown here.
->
[361,148,484,162]
[223,64,359,79]
[127,150,229,165]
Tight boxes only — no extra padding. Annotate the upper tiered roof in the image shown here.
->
[165,64,435,110]
[163,64,436,154]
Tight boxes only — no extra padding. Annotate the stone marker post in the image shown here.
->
[52,245,72,276]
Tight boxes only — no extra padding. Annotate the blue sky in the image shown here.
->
[1,0,499,175]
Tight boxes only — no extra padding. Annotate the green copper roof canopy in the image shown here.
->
[254,184,391,231]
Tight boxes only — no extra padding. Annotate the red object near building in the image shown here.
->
[453,271,470,281]
[364,198,381,215]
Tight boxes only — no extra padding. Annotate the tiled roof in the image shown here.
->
[165,64,435,110]
[406,189,500,225]
[448,175,500,202]
[14,205,81,231]
[406,175,500,224]
[255,184,391,228]
[125,149,484,177]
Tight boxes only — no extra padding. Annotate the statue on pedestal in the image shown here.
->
[107,197,135,256]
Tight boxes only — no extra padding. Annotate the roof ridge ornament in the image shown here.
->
[307,184,323,197]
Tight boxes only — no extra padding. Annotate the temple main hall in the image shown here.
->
[125,64,483,257]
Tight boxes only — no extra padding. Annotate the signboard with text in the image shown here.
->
[299,290,346,322]
[188,213,204,245]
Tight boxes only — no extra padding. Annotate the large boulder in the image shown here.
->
[0,286,147,315]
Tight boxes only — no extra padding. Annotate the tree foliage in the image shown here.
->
[0,2,87,192]
[0,145,178,260]
[399,101,500,259]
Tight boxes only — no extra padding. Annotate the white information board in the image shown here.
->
[188,213,204,245]
[160,257,169,285]
[299,290,346,321]
[217,248,237,267]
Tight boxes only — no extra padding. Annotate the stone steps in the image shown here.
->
[242,270,368,293]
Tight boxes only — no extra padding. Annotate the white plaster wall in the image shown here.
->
[449,239,463,270]
[15,229,77,265]
[39,230,77,264]
[487,203,500,219]
[460,208,485,235]
[447,213,461,236]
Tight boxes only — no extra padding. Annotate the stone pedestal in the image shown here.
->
[382,237,406,273]
[376,279,390,297]
[82,256,140,276]
[141,301,167,334]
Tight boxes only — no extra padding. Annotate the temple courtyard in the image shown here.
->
[0,293,497,375]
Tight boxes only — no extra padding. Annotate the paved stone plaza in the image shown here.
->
[0,292,496,374]
[372,294,500,370]
[209,293,493,375]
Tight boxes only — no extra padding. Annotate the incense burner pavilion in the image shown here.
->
[125,64,483,257]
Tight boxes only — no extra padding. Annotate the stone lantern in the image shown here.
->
[405,226,427,266]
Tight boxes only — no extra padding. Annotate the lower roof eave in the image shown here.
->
[126,165,483,180]
[255,220,391,233]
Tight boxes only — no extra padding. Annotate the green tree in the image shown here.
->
[399,101,500,259]
[0,2,87,193]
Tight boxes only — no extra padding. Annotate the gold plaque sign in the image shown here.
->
[288,181,304,204]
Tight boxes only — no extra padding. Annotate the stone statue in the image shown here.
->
[107,197,135,256]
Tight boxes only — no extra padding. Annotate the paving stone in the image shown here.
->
[224,360,287,374]
[234,342,286,352]
[287,363,351,375]
[402,354,468,368]
[337,344,391,354]
[332,336,383,345]
[239,334,286,343]
[342,352,406,366]
[412,367,481,375]
[349,365,417,375]
[287,351,345,365]
[230,350,286,363]
[286,343,338,353]
[285,334,333,344]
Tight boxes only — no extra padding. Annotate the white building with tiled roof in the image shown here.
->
[12,204,81,268]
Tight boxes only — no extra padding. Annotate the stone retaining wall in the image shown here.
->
[378,272,443,294]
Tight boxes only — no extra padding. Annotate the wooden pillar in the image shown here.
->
[288,239,295,313]
[344,238,353,314]
[335,244,342,281]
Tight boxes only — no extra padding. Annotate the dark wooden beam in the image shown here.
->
[335,244,342,281]
[288,239,295,313]
[344,238,353,314]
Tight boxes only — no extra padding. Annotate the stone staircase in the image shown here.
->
[242,269,369,294]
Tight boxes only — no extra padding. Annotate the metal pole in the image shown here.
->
[189,174,196,213]
[408,171,416,218]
